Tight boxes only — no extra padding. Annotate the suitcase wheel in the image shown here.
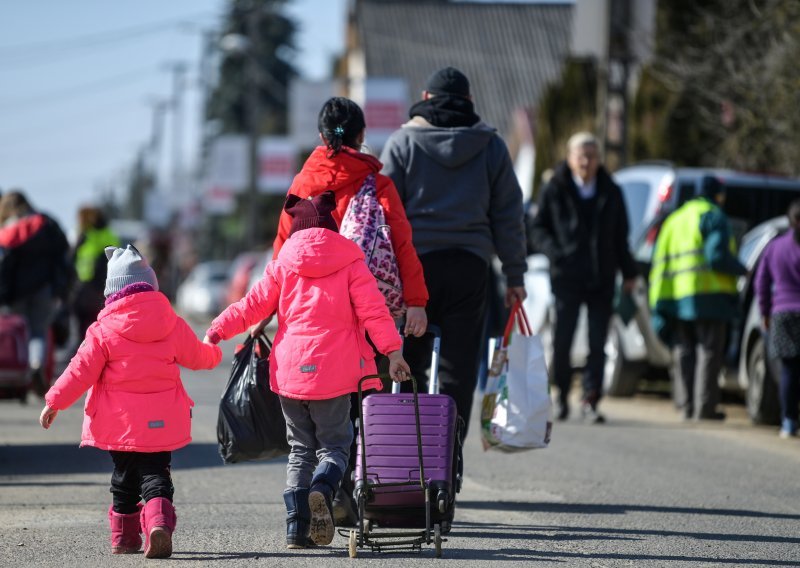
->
[436,490,449,514]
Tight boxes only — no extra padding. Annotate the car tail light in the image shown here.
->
[657,181,673,204]
[645,223,660,245]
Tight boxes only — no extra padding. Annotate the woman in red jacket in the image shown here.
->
[273,97,429,338]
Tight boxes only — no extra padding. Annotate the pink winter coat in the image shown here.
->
[207,228,402,400]
[45,291,222,452]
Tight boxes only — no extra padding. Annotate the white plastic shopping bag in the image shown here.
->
[481,302,553,452]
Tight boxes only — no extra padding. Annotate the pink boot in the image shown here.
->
[108,504,143,554]
[141,497,177,559]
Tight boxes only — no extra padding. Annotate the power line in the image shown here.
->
[0,66,162,110]
[0,12,217,66]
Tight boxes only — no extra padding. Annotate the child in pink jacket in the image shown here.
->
[39,245,222,559]
[205,190,410,549]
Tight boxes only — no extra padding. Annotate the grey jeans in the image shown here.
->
[279,394,352,489]
[673,319,727,419]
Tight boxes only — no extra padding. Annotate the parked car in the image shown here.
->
[733,216,788,424]
[225,251,264,306]
[175,260,231,320]
[246,249,273,293]
[525,163,800,409]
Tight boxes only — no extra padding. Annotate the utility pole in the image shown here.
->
[245,4,262,249]
[600,0,632,171]
[164,61,189,209]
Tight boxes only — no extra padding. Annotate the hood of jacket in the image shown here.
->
[0,213,46,249]
[289,146,381,195]
[277,227,364,278]
[401,116,497,168]
[97,290,177,343]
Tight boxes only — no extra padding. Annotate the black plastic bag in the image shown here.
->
[217,334,290,464]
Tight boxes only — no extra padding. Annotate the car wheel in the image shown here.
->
[745,333,781,425]
[603,326,640,397]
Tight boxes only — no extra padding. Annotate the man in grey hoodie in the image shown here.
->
[380,67,527,434]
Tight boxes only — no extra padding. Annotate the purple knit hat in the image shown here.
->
[284,190,338,236]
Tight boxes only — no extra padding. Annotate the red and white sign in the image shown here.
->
[203,185,237,215]
[258,136,297,194]
[356,77,409,151]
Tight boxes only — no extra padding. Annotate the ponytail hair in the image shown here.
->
[318,97,366,157]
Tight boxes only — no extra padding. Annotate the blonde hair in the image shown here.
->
[567,131,599,153]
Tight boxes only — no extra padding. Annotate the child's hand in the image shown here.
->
[387,350,411,383]
[249,316,272,338]
[39,405,58,429]
[203,335,212,344]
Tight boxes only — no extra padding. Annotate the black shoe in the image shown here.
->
[696,411,726,421]
[332,486,357,527]
[556,401,570,421]
[31,368,47,398]
[581,401,606,424]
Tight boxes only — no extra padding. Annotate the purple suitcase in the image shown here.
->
[354,327,461,531]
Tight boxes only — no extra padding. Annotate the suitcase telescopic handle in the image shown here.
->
[391,324,442,395]
[357,373,426,491]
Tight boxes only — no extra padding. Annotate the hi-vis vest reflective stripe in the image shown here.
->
[649,199,738,305]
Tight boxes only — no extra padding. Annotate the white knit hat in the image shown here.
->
[103,244,158,297]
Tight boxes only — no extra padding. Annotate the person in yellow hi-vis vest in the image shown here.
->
[72,206,120,342]
[649,176,747,421]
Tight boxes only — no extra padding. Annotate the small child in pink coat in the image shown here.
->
[39,245,222,559]
[205,190,410,549]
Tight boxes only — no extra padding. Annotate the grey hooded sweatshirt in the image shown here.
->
[380,117,527,287]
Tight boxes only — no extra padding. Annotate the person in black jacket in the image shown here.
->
[530,132,637,422]
[0,190,71,395]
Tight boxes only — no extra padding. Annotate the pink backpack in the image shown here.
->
[339,174,406,318]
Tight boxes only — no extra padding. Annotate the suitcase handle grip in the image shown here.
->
[391,324,442,395]
[356,373,426,492]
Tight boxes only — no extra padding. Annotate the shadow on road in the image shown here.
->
[0,443,287,477]
[445,520,800,564]
[458,500,800,521]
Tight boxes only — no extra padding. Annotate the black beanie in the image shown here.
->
[284,190,339,236]
[700,175,725,199]
[425,66,470,97]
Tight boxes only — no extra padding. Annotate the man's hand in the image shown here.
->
[40,405,58,429]
[387,350,412,383]
[505,286,527,307]
[403,306,427,337]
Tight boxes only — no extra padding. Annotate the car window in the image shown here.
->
[676,181,696,207]
[724,184,800,236]
[617,180,652,245]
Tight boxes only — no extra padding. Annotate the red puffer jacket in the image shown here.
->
[45,291,222,452]
[273,146,428,308]
[209,228,402,399]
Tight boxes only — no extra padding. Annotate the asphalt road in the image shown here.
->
[1,324,799,567]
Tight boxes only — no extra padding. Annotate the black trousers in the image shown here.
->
[109,451,173,514]
[402,249,489,434]
[552,287,614,405]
